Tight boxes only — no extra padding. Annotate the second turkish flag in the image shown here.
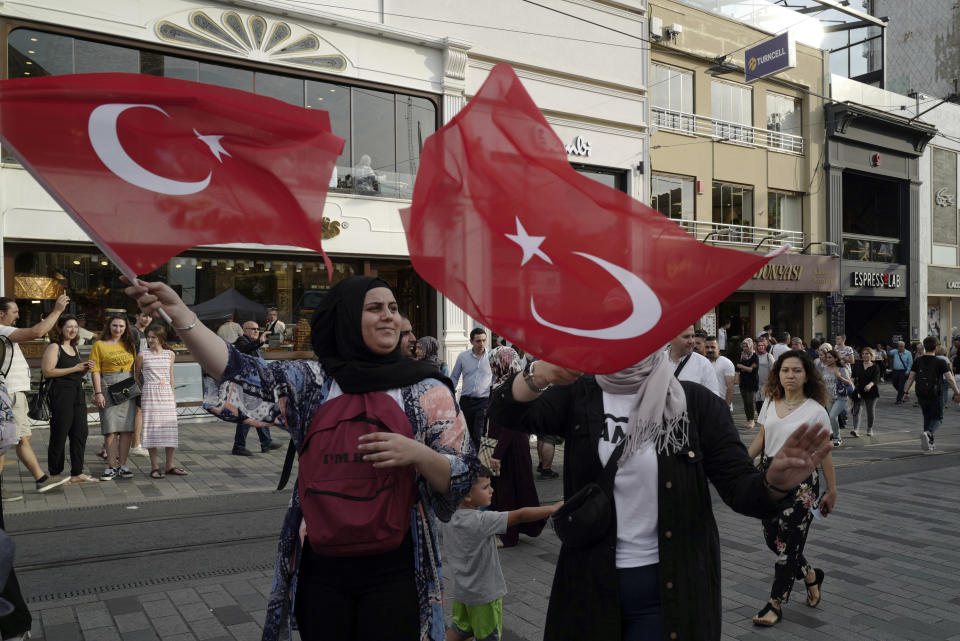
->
[0,73,344,276]
[402,64,778,374]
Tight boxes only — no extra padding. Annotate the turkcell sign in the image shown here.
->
[744,32,797,83]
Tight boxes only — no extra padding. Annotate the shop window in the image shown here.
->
[767,192,802,232]
[572,164,627,192]
[766,92,801,152]
[4,27,437,200]
[651,63,694,132]
[712,182,754,227]
[711,80,753,144]
[652,174,694,220]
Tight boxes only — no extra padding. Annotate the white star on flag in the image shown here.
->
[194,129,231,162]
[505,217,552,266]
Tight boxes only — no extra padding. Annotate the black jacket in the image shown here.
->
[852,361,881,399]
[487,375,782,641]
[233,335,262,357]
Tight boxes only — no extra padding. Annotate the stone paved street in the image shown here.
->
[4,383,959,641]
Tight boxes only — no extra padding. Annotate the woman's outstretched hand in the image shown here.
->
[766,423,832,490]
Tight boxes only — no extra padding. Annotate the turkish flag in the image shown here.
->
[401,64,782,374]
[0,73,343,277]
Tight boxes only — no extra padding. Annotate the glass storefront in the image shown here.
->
[8,245,436,342]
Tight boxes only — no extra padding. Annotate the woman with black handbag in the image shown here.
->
[850,346,881,438]
[90,315,139,481]
[486,350,832,641]
[40,315,95,484]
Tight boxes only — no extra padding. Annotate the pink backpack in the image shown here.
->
[297,392,418,556]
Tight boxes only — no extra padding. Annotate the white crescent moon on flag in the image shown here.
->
[88,103,211,196]
[530,252,662,340]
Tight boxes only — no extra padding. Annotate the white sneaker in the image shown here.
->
[130,446,149,457]
[921,431,932,451]
[99,467,117,481]
[867,429,875,437]
[850,429,860,438]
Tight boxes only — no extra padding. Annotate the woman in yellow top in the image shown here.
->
[91,315,138,481]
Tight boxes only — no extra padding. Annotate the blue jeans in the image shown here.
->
[828,398,847,438]
[618,564,663,641]
[919,396,943,438]
[233,424,272,451]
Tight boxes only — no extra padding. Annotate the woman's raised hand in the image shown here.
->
[534,361,582,386]
[766,423,832,490]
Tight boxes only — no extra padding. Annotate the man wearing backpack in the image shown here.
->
[901,336,960,451]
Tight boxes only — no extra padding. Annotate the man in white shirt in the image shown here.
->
[264,308,286,344]
[717,319,730,351]
[704,336,735,410]
[0,295,73,500]
[665,326,720,395]
[835,334,855,366]
[770,332,791,360]
[216,314,243,344]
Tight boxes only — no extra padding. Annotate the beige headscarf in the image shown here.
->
[595,351,689,463]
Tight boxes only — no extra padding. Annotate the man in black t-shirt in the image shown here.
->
[902,336,960,451]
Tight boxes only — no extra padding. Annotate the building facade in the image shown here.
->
[648,0,833,347]
[0,0,649,371]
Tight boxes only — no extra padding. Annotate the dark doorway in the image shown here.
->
[844,298,905,348]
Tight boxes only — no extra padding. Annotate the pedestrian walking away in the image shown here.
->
[901,336,960,451]
[40,314,96,485]
[748,350,837,627]
[850,347,881,437]
[487,350,831,641]
[126,275,478,641]
[135,325,185,478]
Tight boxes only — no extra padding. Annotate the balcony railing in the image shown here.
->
[673,219,805,251]
[652,107,804,155]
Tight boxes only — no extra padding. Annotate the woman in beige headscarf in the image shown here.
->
[487,350,831,641]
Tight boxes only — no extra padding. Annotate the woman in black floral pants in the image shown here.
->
[748,351,839,626]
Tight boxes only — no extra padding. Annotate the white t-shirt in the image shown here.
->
[599,392,659,569]
[0,326,30,394]
[757,397,830,457]
[770,343,790,360]
[710,356,735,408]
[667,350,719,396]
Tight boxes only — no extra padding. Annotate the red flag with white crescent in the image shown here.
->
[401,63,783,374]
[0,73,344,278]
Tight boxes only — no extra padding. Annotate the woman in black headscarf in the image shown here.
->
[126,276,478,641]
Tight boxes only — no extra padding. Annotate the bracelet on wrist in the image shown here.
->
[762,472,793,495]
[171,312,199,332]
[95,392,103,395]
[522,361,552,394]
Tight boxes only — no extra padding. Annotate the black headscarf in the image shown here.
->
[310,276,450,393]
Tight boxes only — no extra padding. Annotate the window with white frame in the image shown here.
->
[766,93,802,152]
[651,174,695,220]
[711,80,753,143]
[712,182,754,226]
[651,63,694,132]
[768,191,802,232]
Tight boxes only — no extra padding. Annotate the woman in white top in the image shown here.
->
[747,350,838,627]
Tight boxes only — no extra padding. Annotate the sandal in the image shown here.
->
[752,601,782,627]
[97,448,108,460]
[805,568,824,607]
[68,474,99,484]
[149,469,165,479]
[165,467,189,476]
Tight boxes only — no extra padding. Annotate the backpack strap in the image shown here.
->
[674,354,692,378]
[277,439,297,491]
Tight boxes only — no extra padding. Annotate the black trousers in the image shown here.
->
[48,382,89,477]
[0,480,31,638]
[294,535,418,641]
[459,395,488,450]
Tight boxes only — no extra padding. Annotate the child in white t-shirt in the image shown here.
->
[443,469,562,641]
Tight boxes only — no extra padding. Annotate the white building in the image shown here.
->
[1,0,649,370]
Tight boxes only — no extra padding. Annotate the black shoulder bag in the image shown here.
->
[27,375,51,421]
[551,439,626,549]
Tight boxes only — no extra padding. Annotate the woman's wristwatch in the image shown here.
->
[522,361,552,394]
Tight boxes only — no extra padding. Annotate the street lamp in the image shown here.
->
[753,231,787,251]
[801,241,839,255]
